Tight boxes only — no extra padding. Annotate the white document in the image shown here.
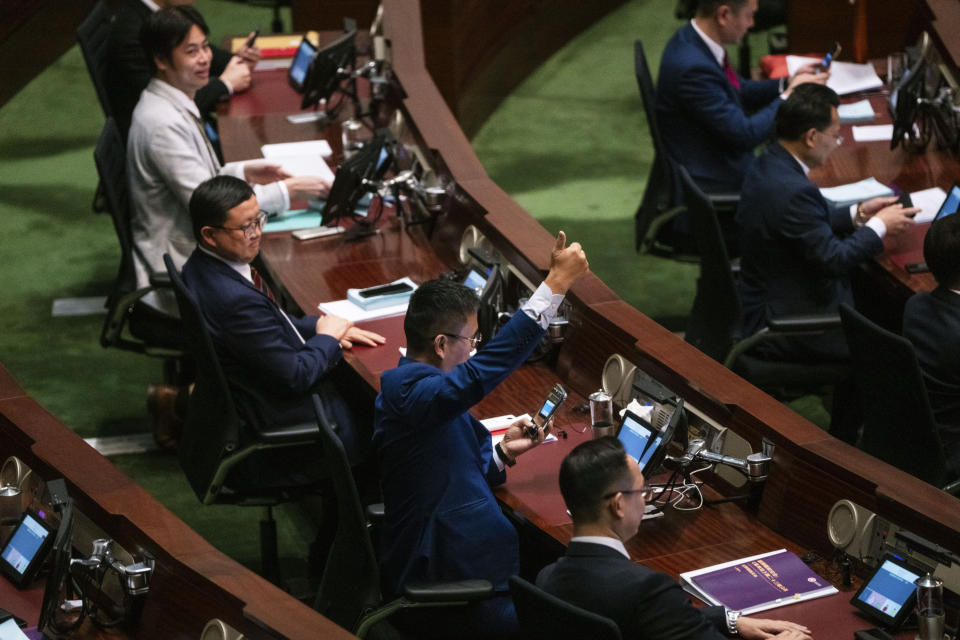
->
[852,124,894,142]
[317,298,409,322]
[0,620,30,640]
[837,99,875,123]
[260,140,335,181]
[480,414,558,444]
[910,186,948,223]
[820,177,894,208]
[786,56,883,96]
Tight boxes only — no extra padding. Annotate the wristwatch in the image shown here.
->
[725,608,741,636]
[495,442,515,467]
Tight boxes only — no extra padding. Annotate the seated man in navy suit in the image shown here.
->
[538,437,813,640]
[373,232,589,638]
[903,214,960,479]
[182,175,384,486]
[737,83,917,366]
[658,0,826,196]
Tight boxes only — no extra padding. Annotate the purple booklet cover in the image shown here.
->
[688,550,836,613]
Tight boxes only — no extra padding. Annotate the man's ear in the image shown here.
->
[803,127,818,149]
[607,493,626,520]
[433,334,446,360]
[199,226,217,248]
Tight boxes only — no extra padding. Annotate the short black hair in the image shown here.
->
[775,83,840,141]
[675,0,749,19]
[404,279,480,355]
[189,175,255,242]
[924,213,960,289]
[140,6,209,74]
[558,437,633,524]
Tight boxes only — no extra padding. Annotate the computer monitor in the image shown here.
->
[617,398,684,478]
[300,28,357,111]
[287,36,317,93]
[320,132,392,226]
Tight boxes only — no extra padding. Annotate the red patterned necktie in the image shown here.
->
[249,266,276,302]
[723,54,741,90]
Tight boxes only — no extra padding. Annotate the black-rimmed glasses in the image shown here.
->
[441,332,483,348]
[211,210,268,239]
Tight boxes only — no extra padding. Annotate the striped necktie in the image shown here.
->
[250,266,276,302]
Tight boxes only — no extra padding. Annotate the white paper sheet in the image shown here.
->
[910,186,948,223]
[317,298,408,322]
[852,124,894,142]
[260,140,335,181]
[819,177,894,208]
[786,56,883,95]
[837,99,875,123]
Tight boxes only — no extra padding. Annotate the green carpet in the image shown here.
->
[0,0,827,581]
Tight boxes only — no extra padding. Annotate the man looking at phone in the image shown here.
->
[107,0,260,136]
[537,437,814,640]
[373,231,589,638]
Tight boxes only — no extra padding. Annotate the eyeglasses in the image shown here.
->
[602,487,656,501]
[820,129,844,146]
[212,211,268,240]
[441,332,483,348]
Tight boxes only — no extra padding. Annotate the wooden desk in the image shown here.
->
[0,364,356,639]
[219,1,960,637]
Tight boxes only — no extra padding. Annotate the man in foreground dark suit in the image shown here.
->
[903,213,960,479]
[658,0,826,196]
[181,175,384,486]
[373,231,589,638]
[736,83,917,364]
[106,0,259,134]
[537,437,814,640]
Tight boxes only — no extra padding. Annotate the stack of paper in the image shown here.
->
[820,178,894,208]
[786,56,883,96]
[260,140,335,181]
[852,125,894,142]
[838,99,875,123]
[318,298,409,322]
[911,186,948,223]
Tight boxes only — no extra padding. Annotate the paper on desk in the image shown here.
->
[318,298,408,322]
[911,186,948,223]
[837,99,875,123]
[480,414,559,444]
[0,619,30,640]
[261,140,335,181]
[786,56,883,95]
[852,124,894,142]
[820,177,894,208]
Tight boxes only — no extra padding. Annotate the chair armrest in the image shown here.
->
[766,314,841,333]
[255,420,320,444]
[366,502,385,521]
[149,272,171,288]
[707,192,740,216]
[402,579,494,603]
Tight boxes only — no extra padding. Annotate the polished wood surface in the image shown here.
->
[292,0,626,136]
[0,364,357,639]
[224,1,960,637]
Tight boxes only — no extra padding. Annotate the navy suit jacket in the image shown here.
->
[657,22,782,194]
[373,311,545,596]
[736,143,883,339]
[537,542,727,640]
[181,248,343,429]
[106,0,231,134]
[903,287,960,475]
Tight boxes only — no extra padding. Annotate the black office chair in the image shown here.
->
[77,0,114,118]
[310,395,494,638]
[508,576,622,640]
[164,253,330,582]
[95,118,187,383]
[839,303,960,494]
[679,166,848,395]
[633,40,739,260]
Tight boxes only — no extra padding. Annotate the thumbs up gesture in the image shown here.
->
[544,230,589,295]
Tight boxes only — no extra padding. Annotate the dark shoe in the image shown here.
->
[147,384,182,451]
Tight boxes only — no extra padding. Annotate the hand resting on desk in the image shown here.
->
[316,314,386,349]
[738,616,813,640]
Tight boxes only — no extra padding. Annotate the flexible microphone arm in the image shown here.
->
[695,437,775,483]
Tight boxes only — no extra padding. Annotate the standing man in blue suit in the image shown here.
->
[658,0,826,196]
[374,232,589,638]
[181,176,384,486]
[737,84,917,367]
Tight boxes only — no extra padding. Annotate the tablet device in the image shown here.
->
[0,510,56,588]
[933,182,960,223]
[287,36,317,93]
[618,409,656,466]
[850,554,931,628]
[462,266,489,293]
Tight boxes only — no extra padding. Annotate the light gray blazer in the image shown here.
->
[126,78,287,314]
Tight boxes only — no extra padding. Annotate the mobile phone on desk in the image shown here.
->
[821,41,841,71]
[527,384,567,439]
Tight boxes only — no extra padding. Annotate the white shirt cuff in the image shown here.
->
[520,282,564,330]
[849,203,859,224]
[865,216,887,239]
[221,77,234,95]
[492,444,506,472]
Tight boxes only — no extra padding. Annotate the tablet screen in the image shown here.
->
[935,183,960,222]
[0,511,55,587]
[463,267,488,292]
[288,39,316,91]
[618,411,655,468]
[851,556,927,627]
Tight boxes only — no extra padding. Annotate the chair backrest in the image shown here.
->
[77,1,114,118]
[312,395,381,631]
[679,166,740,361]
[509,576,622,640]
[839,303,947,486]
[94,117,135,309]
[163,254,244,501]
[633,40,680,251]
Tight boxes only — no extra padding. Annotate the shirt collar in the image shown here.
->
[784,147,811,175]
[198,244,253,283]
[140,0,161,12]
[690,19,726,68]
[570,536,630,559]
[147,77,201,121]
